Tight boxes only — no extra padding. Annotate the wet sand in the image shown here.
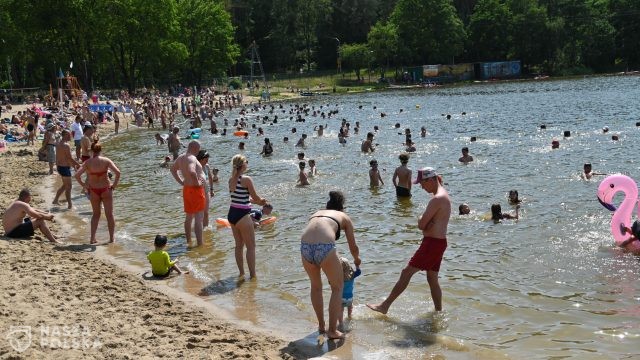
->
[0,104,302,359]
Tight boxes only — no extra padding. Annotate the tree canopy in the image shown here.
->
[0,0,638,90]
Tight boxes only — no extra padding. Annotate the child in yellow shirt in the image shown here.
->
[147,235,187,277]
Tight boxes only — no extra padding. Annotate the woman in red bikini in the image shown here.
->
[74,142,121,244]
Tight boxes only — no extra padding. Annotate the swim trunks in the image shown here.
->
[408,236,447,272]
[74,139,81,147]
[396,186,411,198]
[6,218,35,238]
[81,155,91,163]
[56,165,72,177]
[300,242,336,265]
[183,185,205,214]
[27,124,34,132]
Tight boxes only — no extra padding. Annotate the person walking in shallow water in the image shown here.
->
[170,141,205,246]
[301,191,360,340]
[368,167,450,314]
[228,154,268,279]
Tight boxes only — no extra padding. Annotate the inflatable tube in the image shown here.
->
[190,133,200,139]
[215,218,231,227]
[597,174,640,253]
[234,131,248,137]
[190,128,202,133]
[215,216,277,228]
[259,217,277,226]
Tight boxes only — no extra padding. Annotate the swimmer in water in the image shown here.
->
[160,156,171,168]
[308,159,317,176]
[458,147,473,164]
[393,153,412,198]
[459,203,470,215]
[581,163,605,180]
[155,133,165,145]
[361,132,375,152]
[491,204,519,223]
[298,161,310,186]
[369,159,384,187]
[620,220,640,248]
[508,190,521,204]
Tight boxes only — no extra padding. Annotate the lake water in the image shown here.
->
[72,76,640,359]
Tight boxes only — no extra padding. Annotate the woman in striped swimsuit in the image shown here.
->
[228,154,268,279]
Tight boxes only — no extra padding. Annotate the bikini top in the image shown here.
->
[310,215,341,240]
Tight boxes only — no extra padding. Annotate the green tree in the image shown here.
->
[610,0,640,69]
[508,0,553,71]
[340,43,371,80]
[367,21,399,77]
[468,0,513,61]
[177,0,239,86]
[390,0,466,64]
[99,0,180,91]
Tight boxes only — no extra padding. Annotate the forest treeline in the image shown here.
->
[1,0,639,91]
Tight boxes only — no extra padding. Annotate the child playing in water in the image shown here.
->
[250,204,273,226]
[369,159,384,187]
[298,161,310,185]
[159,156,171,168]
[147,235,187,277]
[339,257,361,330]
[308,159,317,176]
[491,204,519,222]
[508,190,521,204]
[211,168,219,182]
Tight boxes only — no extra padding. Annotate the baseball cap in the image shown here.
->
[413,167,438,184]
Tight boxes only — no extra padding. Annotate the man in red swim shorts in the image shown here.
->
[368,167,451,314]
[171,140,206,246]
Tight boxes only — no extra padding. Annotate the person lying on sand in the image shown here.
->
[2,188,61,244]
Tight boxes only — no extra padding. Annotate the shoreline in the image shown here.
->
[0,106,307,359]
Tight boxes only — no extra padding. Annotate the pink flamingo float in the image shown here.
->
[597,174,640,254]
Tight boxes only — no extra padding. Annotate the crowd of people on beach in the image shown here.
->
[2,83,639,344]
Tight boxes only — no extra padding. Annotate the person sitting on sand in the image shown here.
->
[2,188,60,243]
[369,159,384,187]
[147,235,187,277]
[459,147,473,164]
[491,204,519,222]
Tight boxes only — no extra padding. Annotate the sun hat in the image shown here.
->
[413,167,438,184]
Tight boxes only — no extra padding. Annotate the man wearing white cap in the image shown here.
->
[368,167,451,313]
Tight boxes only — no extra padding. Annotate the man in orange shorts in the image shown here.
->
[368,167,451,314]
[171,140,205,246]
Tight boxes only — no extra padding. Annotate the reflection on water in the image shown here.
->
[78,76,640,358]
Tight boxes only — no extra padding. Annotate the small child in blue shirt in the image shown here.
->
[249,203,273,226]
[339,257,361,329]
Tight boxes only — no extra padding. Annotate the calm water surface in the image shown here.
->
[76,76,640,359]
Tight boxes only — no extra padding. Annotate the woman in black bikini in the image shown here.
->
[74,142,121,244]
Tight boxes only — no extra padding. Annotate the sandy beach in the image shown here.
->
[0,104,300,359]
